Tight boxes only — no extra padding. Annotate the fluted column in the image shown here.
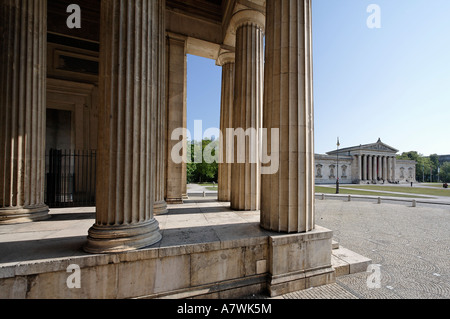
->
[261,0,314,232]
[217,52,235,202]
[382,156,387,181]
[165,33,187,204]
[357,155,362,181]
[0,0,49,224]
[392,156,397,182]
[377,156,382,180]
[230,10,265,211]
[372,155,377,181]
[362,155,367,181]
[387,157,392,182]
[153,0,167,215]
[84,0,162,253]
[368,155,373,181]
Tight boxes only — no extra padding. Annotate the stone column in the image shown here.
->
[362,155,367,181]
[383,156,388,181]
[181,68,188,201]
[261,0,315,233]
[377,156,382,180]
[165,33,187,204]
[84,0,163,253]
[387,157,392,182]
[154,0,167,215]
[0,0,49,224]
[217,51,235,202]
[368,155,373,181]
[372,155,377,182]
[392,156,397,182]
[262,0,334,297]
[230,10,265,211]
[357,155,362,181]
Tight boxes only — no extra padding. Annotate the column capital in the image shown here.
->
[216,49,235,66]
[166,32,187,51]
[231,9,265,33]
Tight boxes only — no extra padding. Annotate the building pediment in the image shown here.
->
[360,140,399,153]
[327,139,399,156]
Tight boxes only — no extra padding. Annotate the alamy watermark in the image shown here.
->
[367,4,381,29]
[66,264,81,289]
[366,264,382,289]
[171,121,280,175]
[66,4,81,29]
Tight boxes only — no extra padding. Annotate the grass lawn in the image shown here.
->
[195,183,218,191]
[421,183,448,188]
[339,185,450,197]
[315,186,431,199]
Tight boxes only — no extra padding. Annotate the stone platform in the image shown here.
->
[0,198,370,299]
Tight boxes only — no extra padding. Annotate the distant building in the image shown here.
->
[315,139,417,184]
[438,155,450,165]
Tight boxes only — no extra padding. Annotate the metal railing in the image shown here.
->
[45,149,96,208]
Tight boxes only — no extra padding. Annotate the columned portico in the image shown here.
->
[84,0,163,253]
[327,139,407,184]
[0,0,49,224]
[230,9,265,211]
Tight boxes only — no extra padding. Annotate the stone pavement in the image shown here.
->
[278,199,450,299]
[0,198,448,299]
[317,183,450,205]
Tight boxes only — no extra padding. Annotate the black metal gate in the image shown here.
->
[45,149,96,208]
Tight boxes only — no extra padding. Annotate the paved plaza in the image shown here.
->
[0,197,448,299]
[279,199,450,299]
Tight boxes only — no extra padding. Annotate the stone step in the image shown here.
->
[331,246,372,277]
[332,240,339,250]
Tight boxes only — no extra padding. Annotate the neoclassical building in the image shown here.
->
[315,139,417,185]
[0,0,357,298]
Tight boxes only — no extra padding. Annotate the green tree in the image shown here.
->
[429,154,440,181]
[187,139,218,184]
[440,162,450,183]
[186,162,197,184]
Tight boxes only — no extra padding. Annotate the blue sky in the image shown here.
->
[187,0,450,156]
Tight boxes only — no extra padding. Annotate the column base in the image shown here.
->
[218,190,231,202]
[166,198,183,205]
[267,226,336,297]
[0,204,50,225]
[84,218,162,254]
[153,200,168,215]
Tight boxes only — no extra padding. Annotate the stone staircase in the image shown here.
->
[331,241,372,277]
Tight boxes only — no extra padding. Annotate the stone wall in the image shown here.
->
[315,155,353,185]
[396,160,417,183]
[0,227,334,299]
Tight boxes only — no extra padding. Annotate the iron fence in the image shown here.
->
[45,149,96,208]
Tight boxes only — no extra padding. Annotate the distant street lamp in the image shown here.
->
[336,137,340,194]
[430,167,432,183]
[438,166,440,182]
